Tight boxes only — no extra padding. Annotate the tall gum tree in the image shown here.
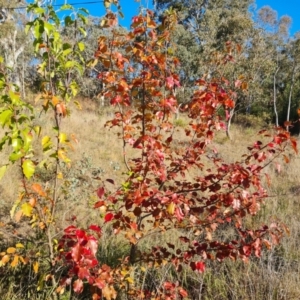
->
[0,0,29,91]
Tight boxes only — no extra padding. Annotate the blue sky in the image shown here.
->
[255,0,300,35]
[56,0,300,35]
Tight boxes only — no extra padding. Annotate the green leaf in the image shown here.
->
[25,23,32,35]
[65,61,76,69]
[77,42,85,52]
[79,8,89,14]
[0,165,7,180]
[0,110,12,127]
[70,81,78,96]
[11,138,22,151]
[23,131,33,152]
[9,90,21,104]
[34,7,45,14]
[78,27,87,37]
[44,22,54,36]
[34,126,41,137]
[9,151,23,162]
[63,48,72,57]
[22,159,35,179]
[78,13,88,25]
[64,16,73,26]
[42,136,52,152]
[61,4,73,10]
[34,21,44,39]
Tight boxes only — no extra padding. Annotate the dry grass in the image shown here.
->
[1,101,300,299]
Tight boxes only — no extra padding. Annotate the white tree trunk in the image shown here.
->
[0,29,25,87]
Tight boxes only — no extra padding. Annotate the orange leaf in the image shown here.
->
[56,103,67,117]
[102,285,117,300]
[32,183,46,197]
[51,96,60,106]
[7,247,16,254]
[1,255,10,264]
[29,197,37,207]
[15,210,23,222]
[11,255,19,267]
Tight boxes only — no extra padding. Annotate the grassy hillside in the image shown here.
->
[0,100,300,299]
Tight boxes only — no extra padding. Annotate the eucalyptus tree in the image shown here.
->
[282,34,300,130]
[0,0,30,92]
[254,6,292,126]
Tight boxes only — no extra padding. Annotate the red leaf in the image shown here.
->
[195,261,206,273]
[291,138,298,154]
[97,187,105,199]
[94,201,105,208]
[175,207,184,222]
[110,95,122,105]
[71,243,81,262]
[73,279,83,294]
[76,229,86,239]
[87,238,99,256]
[273,136,282,145]
[133,136,143,148]
[166,76,174,89]
[104,213,114,223]
[89,225,102,234]
[179,288,188,297]
[78,267,91,280]
[106,179,115,185]
[163,281,175,290]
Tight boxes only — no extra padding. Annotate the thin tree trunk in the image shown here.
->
[226,108,235,140]
[286,65,296,131]
[273,67,280,127]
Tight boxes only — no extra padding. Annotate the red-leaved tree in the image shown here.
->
[55,6,297,300]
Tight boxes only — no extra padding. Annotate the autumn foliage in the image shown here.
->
[0,1,297,300]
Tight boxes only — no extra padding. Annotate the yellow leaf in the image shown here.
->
[57,172,63,179]
[21,203,33,217]
[58,149,71,163]
[126,277,134,284]
[74,101,82,110]
[0,165,7,180]
[11,255,19,267]
[34,125,41,137]
[10,198,21,219]
[167,202,175,215]
[33,261,39,274]
[59,133,68,143]
[22,159,35,179]
[7,247,16,254]
[19,256,26,264]
[16,243,24,248]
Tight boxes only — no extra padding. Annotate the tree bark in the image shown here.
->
[286,64,296,131]
[273,67,280,127]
